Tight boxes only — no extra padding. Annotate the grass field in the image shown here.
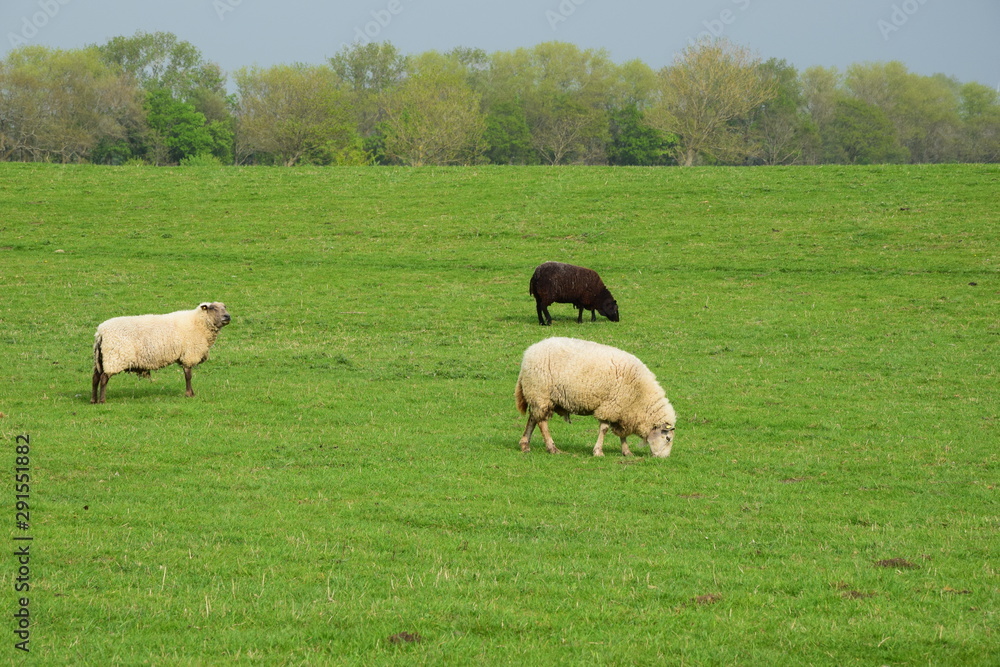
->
[1,163,998,664]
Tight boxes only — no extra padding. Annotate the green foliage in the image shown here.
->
[4,35,1000,166]
[2,163,998,663]
[329,41,407,139]
[178,152,223,167]
[96,30,226,101]
[607,104,676,165]
[380,51,487,165]
[483,101,536,165]
[234,64,354,166]
[825,98,909,164]
[145,88,217,164]
[0,46,143,163]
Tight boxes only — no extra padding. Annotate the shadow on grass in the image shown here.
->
[75,378,195,403]
[495,313,616,326]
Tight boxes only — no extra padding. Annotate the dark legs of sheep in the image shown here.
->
[91,371,109,404]
[90,368,100,403]
[536,301,552,326]
[183,367,195,397]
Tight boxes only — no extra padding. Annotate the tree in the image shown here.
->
[96,31,226,102]
[741,59,817,165]
[845,62,961,163]
[96,32,233,164]
[488,43,615,164]
[0,46,143,162]
[483,100,535,165]
[145,88,216,164]
[648,39,776,166]
[824,98,907,164]
[380,52,486,166]
[234,64,354,166]
[329,41,406,139]
[958,82,1000,162]
[607,104,676,165]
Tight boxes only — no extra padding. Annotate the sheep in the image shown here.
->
[529,261,619,326]
[91,302,231,404]
[514,337,676,457]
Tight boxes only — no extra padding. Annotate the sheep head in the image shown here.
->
[646,425,675,458]
[597,293,620,322]
[199,302,232,329]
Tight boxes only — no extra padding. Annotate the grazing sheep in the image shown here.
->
[514,337,676,457]
[91,302,231,404]
[529,261,619,325]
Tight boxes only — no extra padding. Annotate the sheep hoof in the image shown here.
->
[546,446,563,455]
[593,450,604,457]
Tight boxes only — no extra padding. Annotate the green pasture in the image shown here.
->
[1,163,998,664]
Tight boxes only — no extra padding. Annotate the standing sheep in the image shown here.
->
[91,302,232,404]
[514,337,676,457]
[529,261,619,326]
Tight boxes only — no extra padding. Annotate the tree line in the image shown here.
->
[1,32,998,166]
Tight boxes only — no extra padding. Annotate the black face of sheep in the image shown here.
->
[597,296,620,322]
[529,261,619,325]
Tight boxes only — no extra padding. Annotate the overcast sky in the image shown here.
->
[3,0,998,87]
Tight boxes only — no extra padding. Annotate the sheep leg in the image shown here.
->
[183,367,195,397]
[536,301,551,326]
[90,368,101,404]
[593,422,610,457]
[519,417,537,452]
[537,419,562,454]
[576,306,584,324]
[97,373,109,404]
[590,309,597,322]
[620,437,633,457]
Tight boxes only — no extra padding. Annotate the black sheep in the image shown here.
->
[529,261,620,326]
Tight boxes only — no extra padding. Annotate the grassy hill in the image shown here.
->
[2,163,997,664]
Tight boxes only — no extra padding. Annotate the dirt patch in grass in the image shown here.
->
[692,594,722,606]
[875,558,919,569]
[842,590,877,599]
[388,632,422,645]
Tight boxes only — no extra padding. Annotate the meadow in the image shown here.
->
[1,163,997,665]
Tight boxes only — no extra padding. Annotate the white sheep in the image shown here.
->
[91,302,232,403]
[514,337,676,457]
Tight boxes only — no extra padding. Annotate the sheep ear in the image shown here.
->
[200,304,209,310]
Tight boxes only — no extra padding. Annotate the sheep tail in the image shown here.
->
[528,273,537,297]
[93,332,104,375]
[514,377,527,414]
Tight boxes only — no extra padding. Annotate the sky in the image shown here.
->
[2,0,998,87]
